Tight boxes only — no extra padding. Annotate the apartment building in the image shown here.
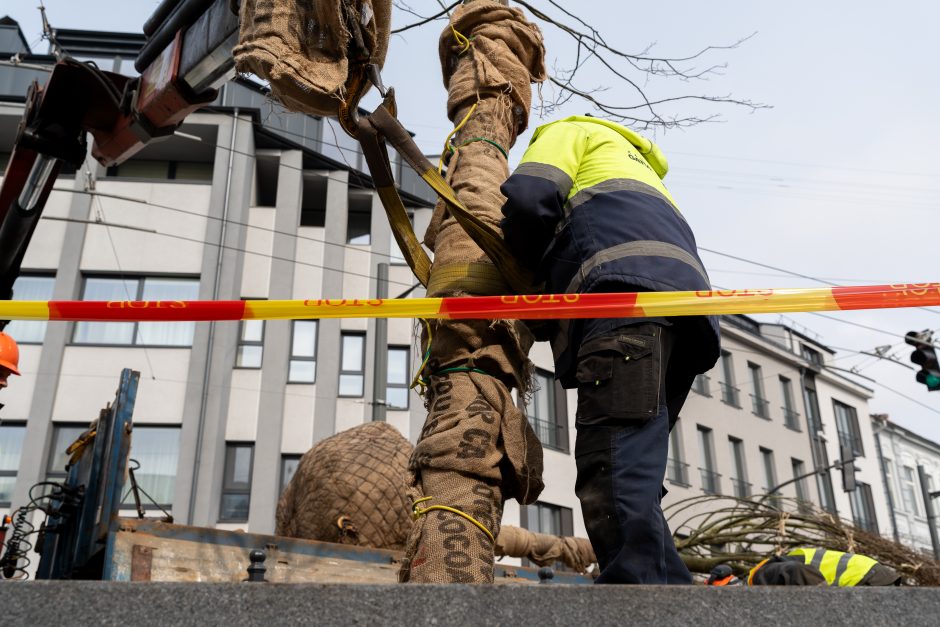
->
[664,315,891,539]
[0,20,898,552]
[873,414,940,558]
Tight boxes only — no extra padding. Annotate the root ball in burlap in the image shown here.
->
[276,421,412,550]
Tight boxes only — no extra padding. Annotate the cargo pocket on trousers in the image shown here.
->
[575,330,661,423]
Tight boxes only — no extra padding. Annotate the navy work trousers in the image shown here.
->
[573,322,694,584]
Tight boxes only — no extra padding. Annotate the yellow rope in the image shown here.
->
[411,496,495,544]
[437,101,479,174]
[450,25,472,54]
[410,318,433,393]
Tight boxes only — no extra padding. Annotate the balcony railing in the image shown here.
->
[528,416,567,452]
[730,478,752,499]
[691,374,712,398]
[750,394,771,420]
[666,459,691,487]
[699,468,722,495]
[783,407,802,431]
[719,382,741,408]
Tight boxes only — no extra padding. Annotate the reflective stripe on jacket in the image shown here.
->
[499,115,720,384]
[788,548,878,587]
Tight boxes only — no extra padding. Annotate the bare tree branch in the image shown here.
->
[390,1,770,129]
[392,1,462,34]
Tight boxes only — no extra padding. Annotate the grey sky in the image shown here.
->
[6,1,940,440]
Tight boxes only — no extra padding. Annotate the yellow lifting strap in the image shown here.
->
[351,91,536,295]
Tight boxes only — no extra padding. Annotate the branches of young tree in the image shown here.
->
[666,494,940,585]
[389,0,769,130]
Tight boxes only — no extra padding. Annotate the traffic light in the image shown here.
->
[906,330,940,392]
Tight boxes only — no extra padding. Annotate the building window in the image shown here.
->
[73,276,200,346]
[850,482,879,533]
[691,373,711,397]
[667,425,690,487]
[46,424,88,479]
[387,346,411,410]
[728,436,750,498]
[124,426,180,508]
[288,320,318,383]
[522,501,574,536]
[748,362,770,419]
[0,423,26,507]
[105,159,213,182]
[791,458,809,504]
[900,465,921,516]
[520,501,575,569]
[815,440,838,515]
[346,191,372,245]
[220,443,254,522]
[882,458,896,507]
[780,376,800,431]
[801,344,823,366]
[236,319,265,369]
[300,174,327,227]
[719,351,740,408]
[833,400,864,458]
[760,447,778,494]
[338,332,366,396]
[280,454,301,495]
[5,274,55,344]
[697,425,720,494]
[803,377,823,434]
[525,369,569,453]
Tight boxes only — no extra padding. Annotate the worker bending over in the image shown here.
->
[500,116,719,584]
[749,548,901,586]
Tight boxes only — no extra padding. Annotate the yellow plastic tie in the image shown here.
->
[410,318,433,393]
[437,101,479,174]
[411,496,495,544]
[450,25,472,54]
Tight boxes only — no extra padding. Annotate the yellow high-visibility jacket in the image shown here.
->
[499,115,719,384]
[787,548,879,586]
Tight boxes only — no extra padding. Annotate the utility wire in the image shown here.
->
[40,215,420,290]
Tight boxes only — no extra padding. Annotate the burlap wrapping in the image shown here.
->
[423,3,546,274]
[401,0,547,585]
[495,525,597,574]
[233,0,391,116]
[276,421,412,550]
[399,370,544,583]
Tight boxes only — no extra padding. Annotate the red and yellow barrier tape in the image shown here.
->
[1,284,939,322]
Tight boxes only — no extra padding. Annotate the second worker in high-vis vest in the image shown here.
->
[500,116,720,584]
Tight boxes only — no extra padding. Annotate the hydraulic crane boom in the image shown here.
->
[0,0,239,324]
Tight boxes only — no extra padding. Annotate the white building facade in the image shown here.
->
[873,415,940,558]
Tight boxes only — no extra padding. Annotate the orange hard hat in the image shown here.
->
[0,332,21,375]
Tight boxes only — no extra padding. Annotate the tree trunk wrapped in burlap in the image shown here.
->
[277,421,594,574]
[276,421,412,550]
[233,0,391,116]
[400,2,547,584]
[495,525,597,573]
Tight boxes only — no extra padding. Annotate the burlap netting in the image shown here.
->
[276,420,592,572]
[233,0,391,116]
[276,421,412,550]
